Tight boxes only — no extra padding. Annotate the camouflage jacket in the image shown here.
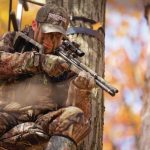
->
[0,26,75,112]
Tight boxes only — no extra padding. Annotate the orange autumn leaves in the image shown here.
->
[104,0,147,149]
[0,0,45,35]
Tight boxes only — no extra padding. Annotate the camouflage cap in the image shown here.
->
[36,4,69,35]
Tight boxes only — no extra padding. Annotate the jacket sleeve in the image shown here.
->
[0,32,15,53]
[0,32,41,79]
[0,32,69,79]
[0,51,41,79]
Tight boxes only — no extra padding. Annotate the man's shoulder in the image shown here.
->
[0,31,16,41]
[0,25,33,48]
[0,31,16,52]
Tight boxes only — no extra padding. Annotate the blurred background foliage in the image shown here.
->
[0,0,149,150]
[0,0,44,33]
[104,0,149,149]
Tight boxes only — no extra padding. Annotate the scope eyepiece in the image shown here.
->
[75,49,85,57]
[63,40,85,57]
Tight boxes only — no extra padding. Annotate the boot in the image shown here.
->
[45,135,77,150]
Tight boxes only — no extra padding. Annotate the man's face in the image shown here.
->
[39,32,63,54]
[32,21,63,54]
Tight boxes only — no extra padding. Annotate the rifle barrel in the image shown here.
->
[56,49,118,96]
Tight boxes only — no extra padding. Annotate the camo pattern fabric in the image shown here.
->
[0,106,84,149]
[0,32,15,53]
[0,122,49,150]
[36,4,69,30]
[0,32,40,79]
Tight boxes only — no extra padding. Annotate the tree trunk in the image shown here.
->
[140,1,150,150]
[47,0,106,149]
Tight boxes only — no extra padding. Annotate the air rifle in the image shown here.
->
[54,39,118,96]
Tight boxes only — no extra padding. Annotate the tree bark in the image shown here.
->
[140,1,150,150]
[47,0,106,149]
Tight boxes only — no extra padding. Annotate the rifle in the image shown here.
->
[54,39,118,96]
[13,31,118,96]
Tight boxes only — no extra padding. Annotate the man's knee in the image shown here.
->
[48,106,85,135]
[49,106,90,144]
[36,106,84,133]
[61,106,84,121]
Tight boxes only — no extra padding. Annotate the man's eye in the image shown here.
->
[52,33,59,38]
[56,35,60,38]
[44,33,52,39]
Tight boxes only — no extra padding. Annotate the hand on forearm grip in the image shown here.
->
[73,71,95,90]
[41,54,69,77]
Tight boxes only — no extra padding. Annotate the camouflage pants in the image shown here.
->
[0,106,86,147]
[0,109,42,138]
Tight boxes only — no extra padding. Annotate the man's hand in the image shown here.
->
[73,71,95,90]
[66,71,95,119]
[41,54,69,77]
